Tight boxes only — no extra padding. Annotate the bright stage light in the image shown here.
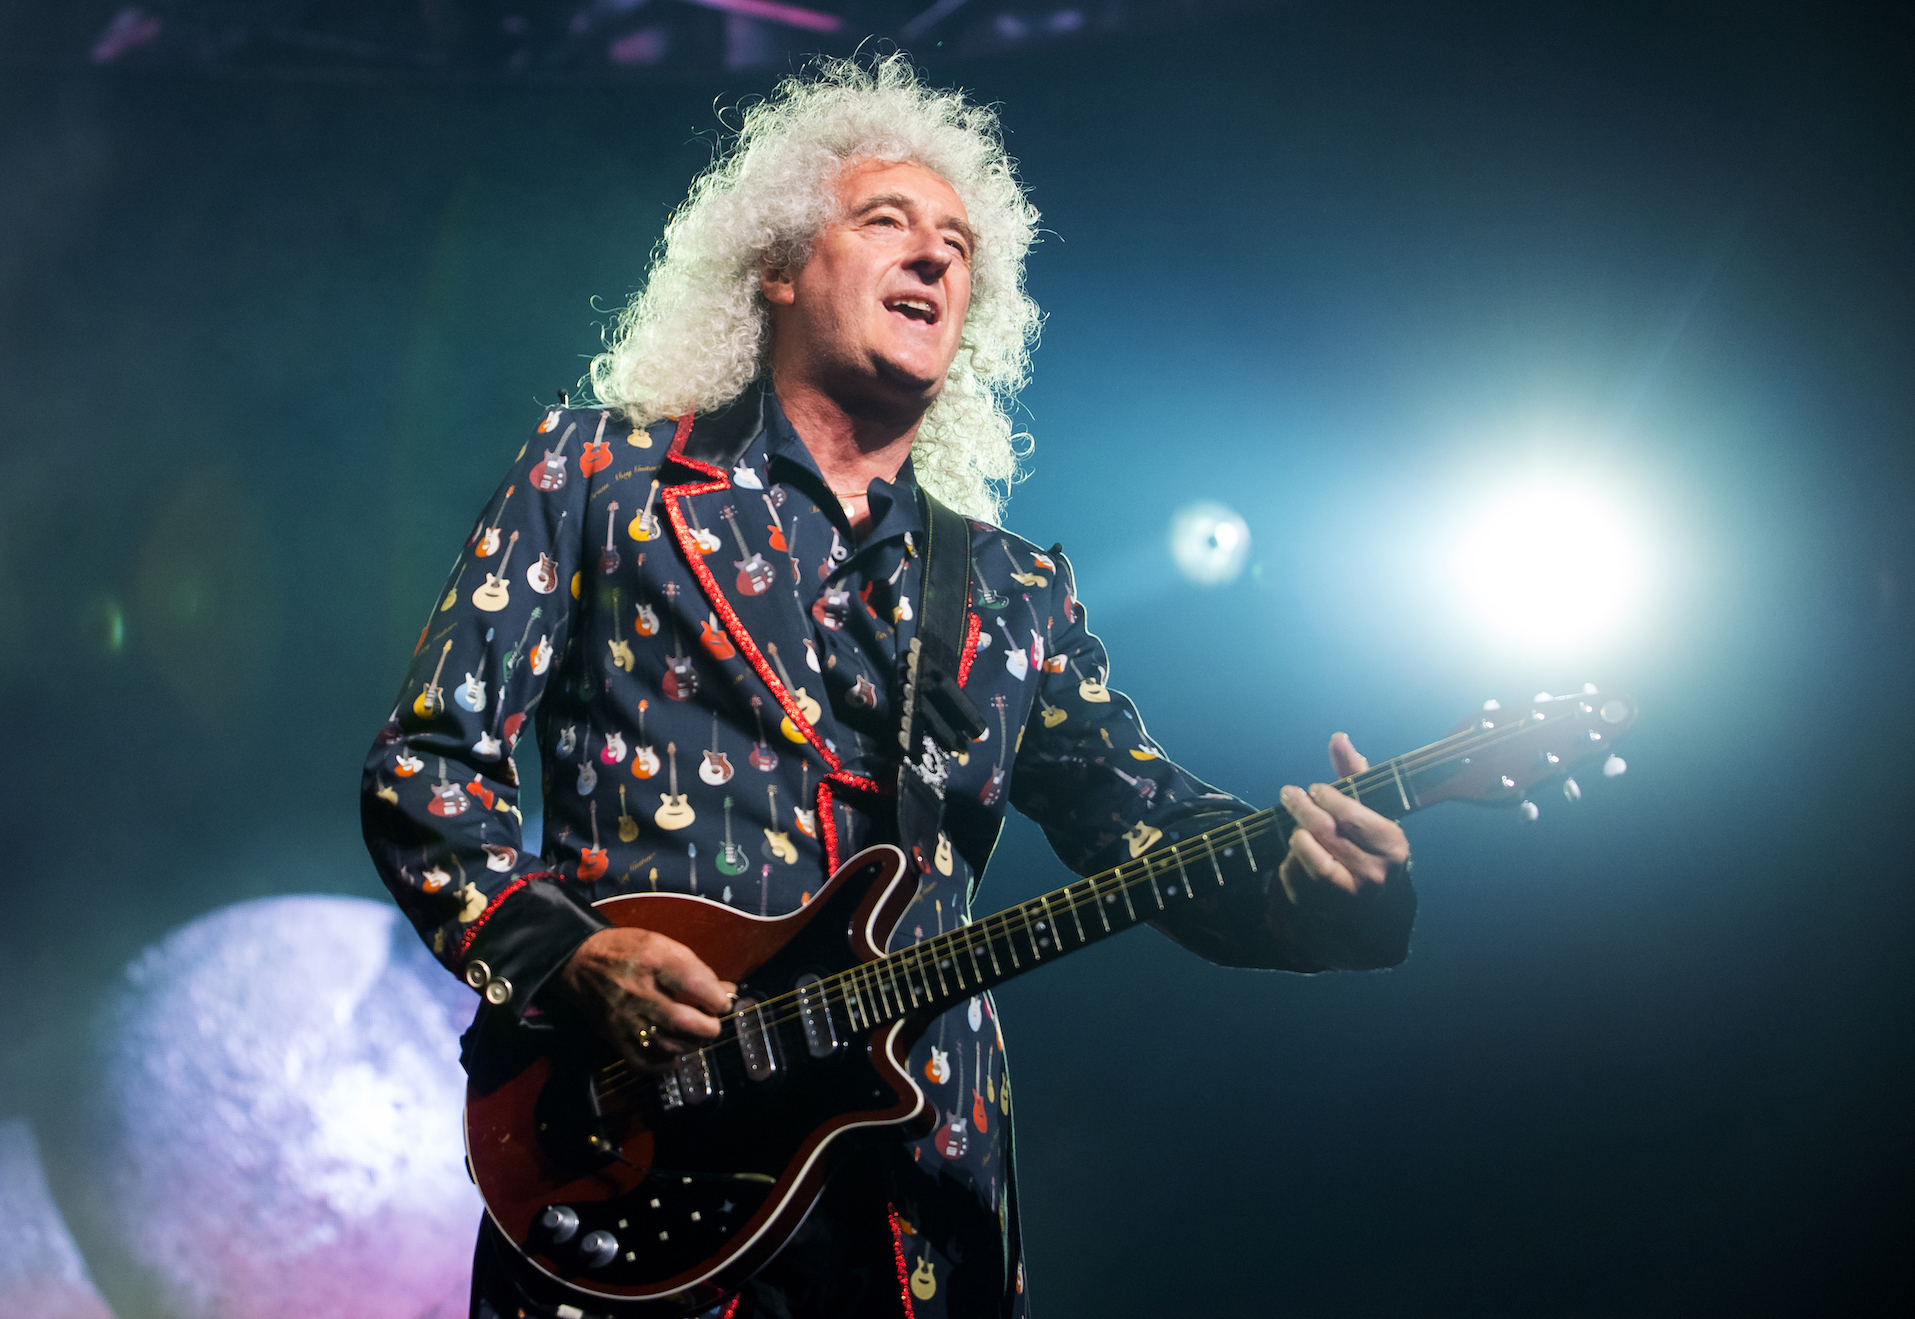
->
[1448,477,1650,652]
[1169,501,1251,585]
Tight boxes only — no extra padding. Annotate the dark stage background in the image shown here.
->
[2,2,1911,1315]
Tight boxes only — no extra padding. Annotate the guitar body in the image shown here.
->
[578,847,609,882]
[532,450,568,492]
[465,847,926,1315]
[763,829,797,865]
[664,659,699,702]
[528,554,560,596]
[699,752,735,786]
[699,618,736,661]
[979,769,1005,808]
[580,439,613,476]
[735,555,774,596]
[473,576,511,613]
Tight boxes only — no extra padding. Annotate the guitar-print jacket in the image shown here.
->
[361,379,1415,1311]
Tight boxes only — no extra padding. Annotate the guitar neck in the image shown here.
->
[819,730,1486,1024]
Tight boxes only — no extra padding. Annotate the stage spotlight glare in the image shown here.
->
[1449,478,1648,653]
[1169,501,1252,585]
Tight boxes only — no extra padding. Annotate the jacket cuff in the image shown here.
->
[454,876,611,1022]
[1273,858,1419,971]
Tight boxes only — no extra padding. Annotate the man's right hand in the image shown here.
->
[557,927,736,1064]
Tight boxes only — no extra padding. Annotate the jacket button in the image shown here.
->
[464,960,491,990]
[484,978,513,1006]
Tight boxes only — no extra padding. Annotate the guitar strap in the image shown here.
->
[897,491,990,887]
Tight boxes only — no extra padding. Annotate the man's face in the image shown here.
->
[762,158,975,417]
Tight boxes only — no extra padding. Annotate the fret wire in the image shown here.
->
[1093,872,1113,932]
[1117,864,1138,922]
[929,940,951,998]
[1066,882,1088,943]
[1003,919,1022,969]
[1020,901,1043,961]
[1145,854,1165,910]
[1175,845,1192,896]
[1038,893,1063,951]
[900,949,921,1009]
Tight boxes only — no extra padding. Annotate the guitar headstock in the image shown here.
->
[1400,689,1638,812]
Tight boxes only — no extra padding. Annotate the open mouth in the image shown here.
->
[884,296,940,325]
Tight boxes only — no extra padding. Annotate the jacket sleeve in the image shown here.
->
[1006,550,1415,972]
[360,408,611,1021]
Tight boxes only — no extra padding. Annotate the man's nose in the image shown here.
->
[903,225,952,279]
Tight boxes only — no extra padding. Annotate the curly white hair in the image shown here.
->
[587,53,1042,524]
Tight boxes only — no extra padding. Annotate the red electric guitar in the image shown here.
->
[465,691,1637,1313]
[532,422,575,492]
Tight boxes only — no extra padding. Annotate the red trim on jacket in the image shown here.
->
[957,610,981,686]
[887,1203,919,1319]
[662,414,842,776]
[453,875,532,964]
[814,771,891,873]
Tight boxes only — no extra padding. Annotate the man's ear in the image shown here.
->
[759,261,796,307]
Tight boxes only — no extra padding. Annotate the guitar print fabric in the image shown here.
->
[361,383,1265,1319]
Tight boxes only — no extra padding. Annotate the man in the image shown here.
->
[362,55,1415,1319]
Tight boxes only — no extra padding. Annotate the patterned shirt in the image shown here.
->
[362,382,1318,1316]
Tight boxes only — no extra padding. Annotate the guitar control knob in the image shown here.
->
[1602,754,1627,778]
[578,1230,619,1268]
[1518,800,1539,822]
[1562,778,1581,802]
[538,1205,579,1243]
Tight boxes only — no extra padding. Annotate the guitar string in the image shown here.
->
[590,708,1608,1103]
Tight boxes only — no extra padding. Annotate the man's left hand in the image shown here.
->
[1275,732,1410,904]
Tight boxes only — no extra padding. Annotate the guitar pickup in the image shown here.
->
[675,1050,719,1105]
[795,974,839,1058]
[734,998,780,1082]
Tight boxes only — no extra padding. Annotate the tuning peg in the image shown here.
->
[1602,754,1626,778]
[1562,777,1581,802]
[1519,799,1539,821]
[1482,698,1502,711]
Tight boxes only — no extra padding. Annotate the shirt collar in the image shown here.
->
[762,387,924,549]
